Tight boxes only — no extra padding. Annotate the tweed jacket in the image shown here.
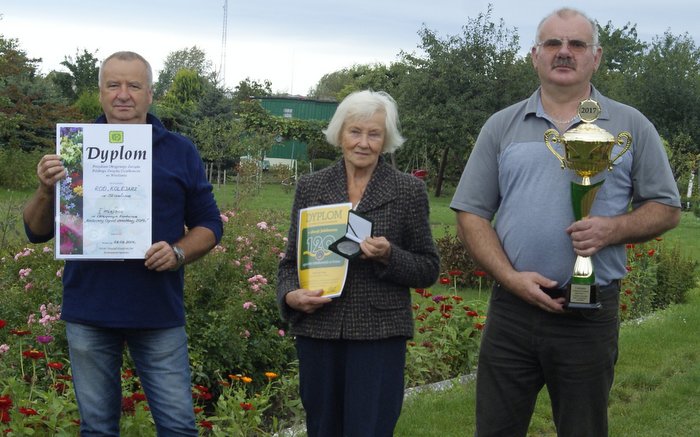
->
[277,157,440,340]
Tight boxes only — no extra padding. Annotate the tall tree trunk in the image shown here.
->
[434,146,450,198]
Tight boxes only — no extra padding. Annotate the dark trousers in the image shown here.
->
[475,283,620,437]
[296,336,407,437]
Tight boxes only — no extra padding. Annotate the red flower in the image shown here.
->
[425,306,436,313]
[131,393,147,402]
[0,320,5,329]
[448,269,463,276]
[625,243,635,249]
[473,270,487,277]
[647,249,655,257]
[439,277,450,285]
[624,289,633,295]
[414,288,426,296]
[0,396,12,411]
[199,420,213,430]
[0,410,8,424]
[416,314,427,322]
[625,265,632,272]
[620,303,628,311]
[441,313,452,319]
[10,329,31,336]
[451,295,463,302]
[240,402,255,411]
[22,349,45,360]
[122,369,134,379]
[57,374,73,381]
[121,397,135,414]
[440,304,453,312]
[654,237,663,241]
[194,384,209,393]
[466,310,479,317]
[52,382,67,394]
[48,362,64,370]
[474,322,485,330]
[19,407,38,416]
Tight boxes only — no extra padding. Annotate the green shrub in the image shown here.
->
[434,226,492,289]
[0,148,44,190]
[620,238,699,321]
[311,158,333,171]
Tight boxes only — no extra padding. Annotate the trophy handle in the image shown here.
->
[609,131,632,170]
[544,128,566,168]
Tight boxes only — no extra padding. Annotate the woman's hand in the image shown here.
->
[285,289,332,314]
[360,236,392,265]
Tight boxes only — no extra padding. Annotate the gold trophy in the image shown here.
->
[544,99,632,310]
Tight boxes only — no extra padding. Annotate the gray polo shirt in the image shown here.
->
[450,86,680,286]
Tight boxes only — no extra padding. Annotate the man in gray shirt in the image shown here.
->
[451,8,680,437]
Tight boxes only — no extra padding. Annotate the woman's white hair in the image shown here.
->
[323,90,405,153]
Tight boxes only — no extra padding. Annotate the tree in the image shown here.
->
[155,69,207,135]
[395,7,535,196]
[0,35,80,150]
[49,49,100,103]
[231,78,272,118]
[593,22,646,100]
[308,63,406,101]
[628,31,700,149]
[154,46,214,99]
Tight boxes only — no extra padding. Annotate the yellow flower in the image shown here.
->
[73,186,83,196]
[241,376,253,384]
[264,372,278,380]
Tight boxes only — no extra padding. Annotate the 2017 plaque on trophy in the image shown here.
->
[544,99,632,310]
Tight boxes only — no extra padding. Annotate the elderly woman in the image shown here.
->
[277,90,440,436]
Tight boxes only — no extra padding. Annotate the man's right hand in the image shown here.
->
[502,271,566,313]
[36,154,66,192]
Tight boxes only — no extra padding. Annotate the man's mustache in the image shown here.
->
[553,57,575,68]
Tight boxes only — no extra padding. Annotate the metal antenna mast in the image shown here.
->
[220,0,228,84]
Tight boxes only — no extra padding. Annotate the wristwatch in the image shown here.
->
[170,244,185,271]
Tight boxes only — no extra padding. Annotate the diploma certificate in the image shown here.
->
[55,124,152,259]
[297,203,351,298]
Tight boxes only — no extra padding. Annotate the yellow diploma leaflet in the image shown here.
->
[297,203,351,298]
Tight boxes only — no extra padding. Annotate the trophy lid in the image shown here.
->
[562,99,615,143]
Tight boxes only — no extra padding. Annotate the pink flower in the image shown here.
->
[278,329,285,337]
[19,268,32,279]
[220,214,229,223]
[0,344,9,354]
[56,267,63,278]
[24,282,34,291]
[43,246,53,253]
[256,221,268,230]
[14,248,34,260]
[242,301,256,310]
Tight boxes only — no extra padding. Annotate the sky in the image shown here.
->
[1,1,698,96]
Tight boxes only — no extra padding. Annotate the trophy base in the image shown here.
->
[565,283,602,310]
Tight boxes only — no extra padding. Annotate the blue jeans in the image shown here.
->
[65,322,197,436]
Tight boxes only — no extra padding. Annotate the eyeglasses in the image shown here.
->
[536,38,596,54]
